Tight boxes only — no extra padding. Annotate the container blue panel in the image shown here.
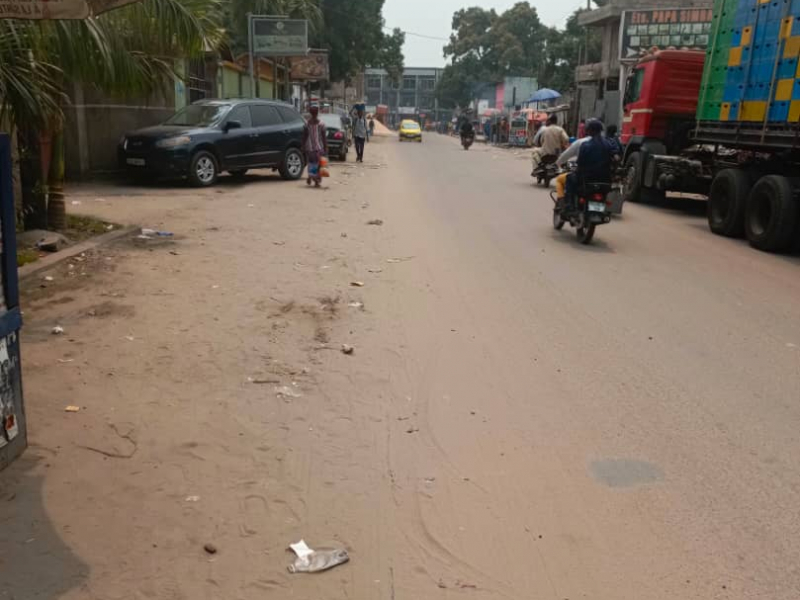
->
[724,83,745,101]
[792,79,800,99]
[778,57,798,78]
[745,81,771,99]
[729,101,741,120]
[769,100,790,120]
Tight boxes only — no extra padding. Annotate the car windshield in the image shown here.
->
[320,115,342,129]
[164,104,229,127]
[404,122,420,130]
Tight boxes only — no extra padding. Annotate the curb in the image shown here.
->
[18,226,139,282]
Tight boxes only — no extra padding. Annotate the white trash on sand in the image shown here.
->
[288,540,350,574]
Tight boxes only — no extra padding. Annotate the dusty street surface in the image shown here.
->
[2,131,800,600]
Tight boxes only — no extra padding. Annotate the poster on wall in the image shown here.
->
[0,334,20,449]
[290,51,330,81]
[0,0,138,19]
[621,8,713,60]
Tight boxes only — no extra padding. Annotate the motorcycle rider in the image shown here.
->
[532,115,568,176]
[460,117,475,144]
[563,119,619,210]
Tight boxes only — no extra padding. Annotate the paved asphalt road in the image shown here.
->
[3,130,800,600]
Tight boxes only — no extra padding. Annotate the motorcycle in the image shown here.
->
[461,133,475,150]
[532,154,559,187]
[551,179,616,245]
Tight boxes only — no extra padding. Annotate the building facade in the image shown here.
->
[576,0,713,128]
[364,67,444,126]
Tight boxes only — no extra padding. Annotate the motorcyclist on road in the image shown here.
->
[532,115,568,176]
[460,118,475,140]
[563,119,618,210]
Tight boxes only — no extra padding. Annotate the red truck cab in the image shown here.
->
[622,50,705,149]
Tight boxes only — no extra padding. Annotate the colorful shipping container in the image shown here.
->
[698,0,800,123]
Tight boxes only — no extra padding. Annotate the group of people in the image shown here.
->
[302,104,376,187]
[532,115,622,209]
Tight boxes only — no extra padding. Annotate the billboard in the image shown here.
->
[290,51,330,81]
[252,18,309,56]
[621,8,713,60]
[0,0,138,19]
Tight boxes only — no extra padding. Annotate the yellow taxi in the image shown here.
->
[398,120,422,142]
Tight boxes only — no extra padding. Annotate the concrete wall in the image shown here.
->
[64,83,177,180]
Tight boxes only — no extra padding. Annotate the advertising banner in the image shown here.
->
[253,18,309,56]
[290,51,330,81]
[621,8,713,60]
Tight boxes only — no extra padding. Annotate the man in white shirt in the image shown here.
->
[532,115,569,174]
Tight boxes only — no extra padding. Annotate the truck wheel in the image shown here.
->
[708,169,749,238]
[623,152,665,204]
[622,152,644,203]
[745,175,798,252]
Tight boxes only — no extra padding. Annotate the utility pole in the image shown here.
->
[248,13,256,98]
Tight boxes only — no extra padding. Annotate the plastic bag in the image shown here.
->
[288,540,349,574]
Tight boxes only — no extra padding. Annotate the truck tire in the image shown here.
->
[622,152,644,203]
[623,152,665,204]
[708,169,749,238]
[745,175,798,252]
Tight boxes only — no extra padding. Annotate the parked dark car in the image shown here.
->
[118,99,306,186]
[319,113,350,161]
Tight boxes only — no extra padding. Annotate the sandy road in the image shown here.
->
[2,131,800,600]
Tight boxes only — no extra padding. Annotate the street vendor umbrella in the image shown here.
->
[0,0,141,19]
[528,88,562,102]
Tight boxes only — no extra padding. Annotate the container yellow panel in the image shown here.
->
[781,18,793,40]
[776,79,794,101]
[740,101,767,121]
[742,27,753,47]
[784,36,800,58]
[790,100,800,121]
[729,47,743,67]
[721,103,732,120]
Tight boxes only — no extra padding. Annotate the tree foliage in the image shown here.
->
[437,3,601,109]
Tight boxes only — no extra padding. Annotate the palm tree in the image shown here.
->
[0,0,223,229]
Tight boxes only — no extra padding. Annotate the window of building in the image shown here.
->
[400,93,416,107]
[403,76,417,91]
[418,95,435,110]
[419,77,435,91]
[367,76,382,89]
[367,90,382,106]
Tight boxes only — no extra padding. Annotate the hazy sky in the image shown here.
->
[383,0,587,68]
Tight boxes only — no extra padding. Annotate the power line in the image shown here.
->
[383,26,449,42]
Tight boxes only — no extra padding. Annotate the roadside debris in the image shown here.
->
[387,256,415,264]
[71,200,82,206]
[248,377,280,385]
[288,540,350,574]
[348,302,364,310]
[350,281,365,287]
[275,386,302,399]
[341,344,355,355]
[185,495,201,502]
[44,276,54,282]
[141,228,174,237]
[51,326,64,335]
[367,268,383,274]
[406,427,420,434]
[64,405,81,413]
[367,219,384,226]
[204,543,218,555]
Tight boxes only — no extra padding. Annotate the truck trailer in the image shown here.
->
[621,0,800,253]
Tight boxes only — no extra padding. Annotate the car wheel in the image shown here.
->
[229,169,248,179]
[279,148,305,180]
[189,151,219,187]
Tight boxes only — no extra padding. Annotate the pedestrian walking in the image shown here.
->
[353,108,369,163]
[369,117,376,139]
[303,105,328,188]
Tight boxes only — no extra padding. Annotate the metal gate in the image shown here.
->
[0,133,26,470]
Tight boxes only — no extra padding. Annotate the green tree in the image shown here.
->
[379,27,405,85]
[539,9,601,93]
[0,0,223,229]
